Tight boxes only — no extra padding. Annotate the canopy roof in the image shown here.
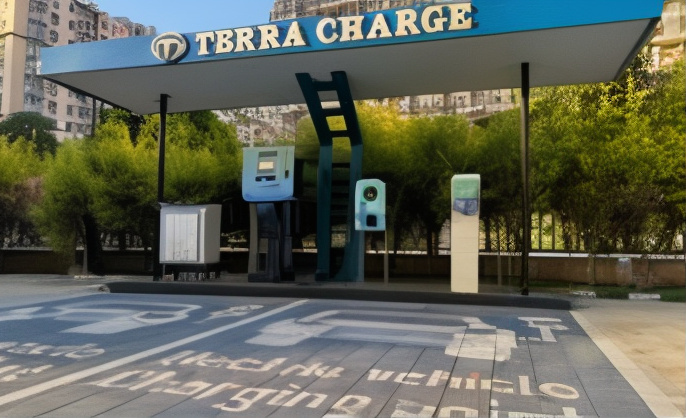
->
[41,0,662,115]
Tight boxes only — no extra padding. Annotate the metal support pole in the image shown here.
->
[153,94,169,281]
[158,94,168,203]
[520,63,530,296]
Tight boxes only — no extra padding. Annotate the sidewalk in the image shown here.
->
[572,298,685,417]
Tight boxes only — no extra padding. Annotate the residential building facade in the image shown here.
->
[0,0,154,140]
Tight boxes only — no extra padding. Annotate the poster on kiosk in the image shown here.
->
[451,174,480,293]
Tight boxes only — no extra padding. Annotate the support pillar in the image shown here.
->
[520,63,530,295]
[153,94,168,281]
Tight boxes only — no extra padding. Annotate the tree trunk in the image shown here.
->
[484,217,492,252]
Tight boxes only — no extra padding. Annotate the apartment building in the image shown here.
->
[0,0,154,140]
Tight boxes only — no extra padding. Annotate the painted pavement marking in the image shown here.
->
[0,299,309,407]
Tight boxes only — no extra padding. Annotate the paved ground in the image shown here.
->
[0,274,683,417]
[571,298,685,417]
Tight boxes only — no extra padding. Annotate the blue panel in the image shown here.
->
[41,0,663,77]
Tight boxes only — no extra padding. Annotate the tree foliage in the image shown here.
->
[34,110,243,258]
[293,57,684,255]
[0,138,45,247]
[0,112,58,157]
[531,57,685,252]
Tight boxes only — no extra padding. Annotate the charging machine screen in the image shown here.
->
[242,146,295,202]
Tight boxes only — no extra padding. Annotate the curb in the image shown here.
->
[103,281,572,310]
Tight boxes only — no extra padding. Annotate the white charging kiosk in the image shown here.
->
[450,174,481,293]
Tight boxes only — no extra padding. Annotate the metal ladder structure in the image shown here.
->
[296,71,364,281]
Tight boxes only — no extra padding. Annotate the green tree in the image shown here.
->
[32,140,90,257]
[403,114,470,256]
[0,112,58,157]
[136,111,242,204]
[531,57,685,253]
[0,138,44,247]
[86,123,157,249]
[469,109,522,252]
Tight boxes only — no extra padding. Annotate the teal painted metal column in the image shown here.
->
[296,73,334,281]
[296,71,364,281]
[331,72,364,282]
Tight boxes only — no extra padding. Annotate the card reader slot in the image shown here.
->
[256,175,277,182]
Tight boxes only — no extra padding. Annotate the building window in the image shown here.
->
[78,106,90,119]
[69,2,73,12]
[493,90,502,103]
[50,30,58,43]
[69,20,74,30]
[48,100,57,114]
[66,105,73,116]
[53,1,59,9]
[65,122,72,132]
[51,13,59,26]
[45,82,57,96]
[101,20,108,31]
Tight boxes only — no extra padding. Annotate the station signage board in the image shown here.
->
[151,1,475,63]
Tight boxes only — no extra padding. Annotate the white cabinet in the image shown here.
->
[159,205,221,264]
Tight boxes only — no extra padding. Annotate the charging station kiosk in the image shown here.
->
[242,146,297,282]
[355,179,389,282]
[450,174,481,293]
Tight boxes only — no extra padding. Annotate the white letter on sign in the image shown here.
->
[316,18,338,44]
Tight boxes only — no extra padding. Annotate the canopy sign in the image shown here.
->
[151,2,475,63]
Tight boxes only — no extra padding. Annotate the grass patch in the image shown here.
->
[654,287,686,302]
[528,281,685,302]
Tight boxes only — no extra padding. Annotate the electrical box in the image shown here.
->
[355,179,386,231]
[159,204,221,264]
[450,174,481,293]
[242,146,295,202]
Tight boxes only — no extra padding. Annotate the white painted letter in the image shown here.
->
[215,29,234,54]
[196,32,215,56]
[234,27,256,52]
[392,399,436,417]
[367,13,392,39]
[539,383,580,400]
[283,22,307,47]
[213,388,278,412]
[326,395,371,416]
[421,5,448,33]
[338,16,365,42]
[259,25,281,50]
[394,372,426,386]
[317,18,338,44]
[395,9,420,36]
[448,4,473,30]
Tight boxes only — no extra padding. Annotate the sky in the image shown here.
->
[92,0,277,34]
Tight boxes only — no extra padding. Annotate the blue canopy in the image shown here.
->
[41,0,662,114]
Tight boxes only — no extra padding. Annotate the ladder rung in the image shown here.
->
[330,130,349,138]
[322,108,344,117]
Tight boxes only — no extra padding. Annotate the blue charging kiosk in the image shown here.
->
[242,146,297,282]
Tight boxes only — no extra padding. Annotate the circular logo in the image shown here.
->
[151,32,189,63]
[363,186,378,202]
